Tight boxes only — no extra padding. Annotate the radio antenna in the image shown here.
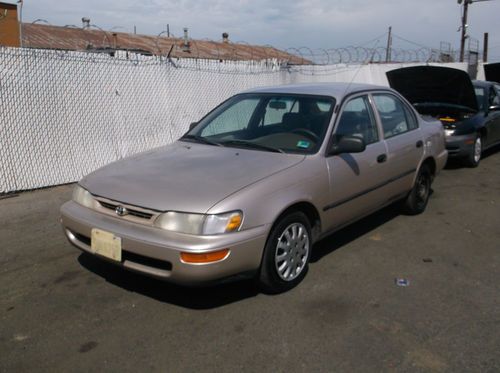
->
[339,39,381,108]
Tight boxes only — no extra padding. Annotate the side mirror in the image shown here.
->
[488,105,500,112]
[329,136,366,156]
[189,122,198,131]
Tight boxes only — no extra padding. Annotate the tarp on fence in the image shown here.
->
[0,46,470,193]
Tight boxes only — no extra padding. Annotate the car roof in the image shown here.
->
[242,82,390,99]
[473,80,496,88]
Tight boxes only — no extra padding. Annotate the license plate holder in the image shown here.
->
[91,228,122,262]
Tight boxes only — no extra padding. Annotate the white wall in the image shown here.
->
[0,46,475,192]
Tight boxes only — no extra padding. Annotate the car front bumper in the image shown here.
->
[60,201,269,285]
[445,133,475,158]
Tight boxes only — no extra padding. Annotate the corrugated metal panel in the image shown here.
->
[21,23,308,64]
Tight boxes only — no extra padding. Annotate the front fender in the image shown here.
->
[207,156,329,233]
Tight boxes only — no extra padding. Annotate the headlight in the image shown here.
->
[444,129,455,136]
[154,211,243,235]
[72,184,96,209]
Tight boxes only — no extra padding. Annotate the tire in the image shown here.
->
[402,164,431,215]
[258,212,312,294]
[463,134,482,168]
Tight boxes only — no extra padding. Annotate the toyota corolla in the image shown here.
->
[61,83,447,293]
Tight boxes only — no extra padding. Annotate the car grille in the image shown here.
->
[98,200,154,220]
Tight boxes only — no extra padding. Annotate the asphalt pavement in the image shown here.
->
[1,148,500,372]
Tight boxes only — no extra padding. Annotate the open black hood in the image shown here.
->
[386,66,478,111]
[484,63,500,84]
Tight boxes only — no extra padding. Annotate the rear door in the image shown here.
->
[371,93,424,195]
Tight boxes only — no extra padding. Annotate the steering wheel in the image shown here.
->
[291,128,319,142]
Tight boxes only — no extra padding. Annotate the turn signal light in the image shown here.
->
[226,214,242,232]
[180,249,230,264]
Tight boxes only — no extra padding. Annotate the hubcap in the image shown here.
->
[416,173,429,207]
[275,223,310,281]
[473,137,482,163]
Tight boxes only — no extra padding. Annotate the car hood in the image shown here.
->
[386,66,478,112]
[81,141,305,213]
[484,62,500,84]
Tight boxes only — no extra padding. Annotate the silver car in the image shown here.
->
[61,83,448,293]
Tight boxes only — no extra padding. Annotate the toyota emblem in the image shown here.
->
[115,205,129,216]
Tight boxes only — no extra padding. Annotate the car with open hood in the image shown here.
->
[484,62,500,84]
[387,65,500,167]
[61,83,447,293]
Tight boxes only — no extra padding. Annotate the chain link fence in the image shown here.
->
[0,47,290,193]
[0,46,472,193]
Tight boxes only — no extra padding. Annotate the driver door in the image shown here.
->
[323,94,391,232]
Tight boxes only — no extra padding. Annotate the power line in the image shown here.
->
[356,32,389,47]
[392,34,432,49]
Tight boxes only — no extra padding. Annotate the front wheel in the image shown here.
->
[463,134,482,168]
[258,212,311,294]
[402,164,431,215]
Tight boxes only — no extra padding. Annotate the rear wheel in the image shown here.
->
[464,134,482,168]
[258,212,311,293]
[402,164,431,215]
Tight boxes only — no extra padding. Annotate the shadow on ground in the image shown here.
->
[78,253,259,310]
[445,143,500,169]
[482,143,500,160]
[78,202,405,309]
[310,203,401,263]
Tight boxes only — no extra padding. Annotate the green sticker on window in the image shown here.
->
[296,140,310,149]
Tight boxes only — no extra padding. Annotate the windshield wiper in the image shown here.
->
[220,139,284,153]
[180,134,223,147]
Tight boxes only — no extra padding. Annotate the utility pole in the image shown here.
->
[483,32,488,62]
[459,0,469,62]
[458,0,493,63]
[386,26,392,63]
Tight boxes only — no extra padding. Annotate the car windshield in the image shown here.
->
[181,93,335,154]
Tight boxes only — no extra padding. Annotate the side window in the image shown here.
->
[475,87,486,111]
[373,94,413,138]
[334,96,379,144]
[489,87,500,106]
[403,103,418,130]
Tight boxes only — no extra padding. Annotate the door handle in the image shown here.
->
[416,140,423,148]
[377,154,387,163]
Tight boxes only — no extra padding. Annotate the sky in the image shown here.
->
[18,0,500,62]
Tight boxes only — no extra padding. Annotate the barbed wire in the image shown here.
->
[284,45,463,64]
[19,20,468,64]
